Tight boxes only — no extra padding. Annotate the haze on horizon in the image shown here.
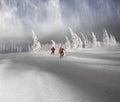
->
[0,0,120,42]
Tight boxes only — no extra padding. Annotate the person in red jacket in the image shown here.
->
[51,47,55,55]
[59,47,65,58]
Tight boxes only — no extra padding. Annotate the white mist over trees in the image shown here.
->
[0,0,120,38]
[0,27,119,53]
[0,0,24,37]
[30,27,119,53]
[0,0,120,53]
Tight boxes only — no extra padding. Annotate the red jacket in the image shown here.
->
[59,48,64,53]
[51,47,55,52]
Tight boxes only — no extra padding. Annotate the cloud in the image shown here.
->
[0,0,120,39]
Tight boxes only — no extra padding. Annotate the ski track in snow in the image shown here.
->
[0,48,120,102]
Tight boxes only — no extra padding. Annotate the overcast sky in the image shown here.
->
[0,0,120,41]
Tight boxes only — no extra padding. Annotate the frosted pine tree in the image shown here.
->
[81,32,87,48]
[78,36,83,48]
[32,30,41,52]
[92,32,97,47]
[51,40,56,48]
[65,36,71,50]
[109,34,119,46]
[68,27,77,48]
[103,29,110,46]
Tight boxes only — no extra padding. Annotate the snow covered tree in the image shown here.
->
[92,32,97,47]
[103,29,110,46]
[65,36,71,50]
[51,40,56,48]
[32,30,41,52]
[68,27,83,49]
[81,32,87,48]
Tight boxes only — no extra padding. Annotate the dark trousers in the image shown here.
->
[51,52,54,55]
[60,52,64,58]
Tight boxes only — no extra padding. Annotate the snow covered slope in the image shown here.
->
[0,48,120,102]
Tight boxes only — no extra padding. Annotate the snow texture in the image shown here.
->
[0,48,120,102]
